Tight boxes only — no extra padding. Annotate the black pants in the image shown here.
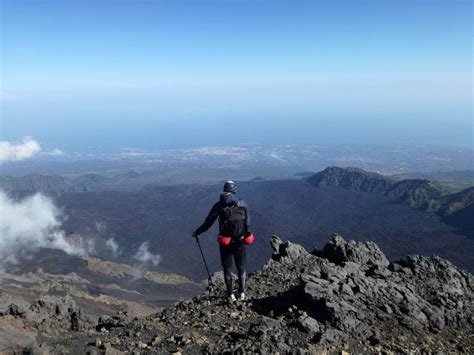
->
[220,241,246,296]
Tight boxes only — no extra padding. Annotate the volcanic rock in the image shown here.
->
[3,234,473,353]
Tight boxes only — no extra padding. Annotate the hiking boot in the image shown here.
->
[228,294,237,303]
[238,293,245,301]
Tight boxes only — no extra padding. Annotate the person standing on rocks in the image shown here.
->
[192,181,253,302]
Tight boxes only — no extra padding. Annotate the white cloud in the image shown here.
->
[43,148,64,156]
[0,137,41,162]
[133,242,161,266]
[0,190,94,270]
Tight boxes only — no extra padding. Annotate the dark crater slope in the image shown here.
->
[13,235,472,354]
[307,166,474,215]
[56,179,474,279]
[307,166,454,209]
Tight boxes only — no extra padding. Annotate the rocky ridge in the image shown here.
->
[307,167,451,209]
[308,166,473,215]
[4,234,471,354]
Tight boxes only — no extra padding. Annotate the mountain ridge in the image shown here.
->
[307,166,472,215]
[1,166,471,199]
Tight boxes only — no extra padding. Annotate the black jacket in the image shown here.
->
[194,192,250,236]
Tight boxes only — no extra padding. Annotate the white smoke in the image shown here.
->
[0,137,41,162]
[0,190,94,270]
[95,221,107,234]
[105,238,121,258]
[93,221,121,257]
[133,242,161,266]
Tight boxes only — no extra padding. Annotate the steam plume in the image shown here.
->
[0,190,93,270]
[133,242,161,266]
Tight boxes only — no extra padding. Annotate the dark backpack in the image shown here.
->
[219,201,247,238]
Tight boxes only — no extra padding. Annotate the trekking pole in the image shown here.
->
[195,237,214,288]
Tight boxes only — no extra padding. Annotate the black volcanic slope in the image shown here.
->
[307,166,454,209]
[307,167,474,235]
[444,204,474,238]
[55,179,474,279]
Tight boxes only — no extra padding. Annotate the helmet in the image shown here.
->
[223,180,237,193]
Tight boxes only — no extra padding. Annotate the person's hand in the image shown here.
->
[192,231,198,238]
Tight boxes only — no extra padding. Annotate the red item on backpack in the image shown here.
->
[217,235,232,246]
[218,232,254,246]
[243,232,254,245]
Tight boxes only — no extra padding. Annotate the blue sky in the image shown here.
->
[0,0,472,149]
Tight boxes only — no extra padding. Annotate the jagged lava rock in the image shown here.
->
[28,295,91,334]
[318,233,389,268]
[21,235,474,353]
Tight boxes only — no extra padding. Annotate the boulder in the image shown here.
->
[271,235,307,261]
[96,311,127,331]
[320,234,389,268]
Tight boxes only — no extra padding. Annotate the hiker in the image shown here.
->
[192,180,252,302]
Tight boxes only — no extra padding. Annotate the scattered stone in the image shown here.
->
[96,311,127,331]
[151,335,161,346]
[105,347,126,355]
[229,312,239,319]
[297,315,320,334]
[0,303,26,317]
[95,338,102,348]
[137,340,147,349]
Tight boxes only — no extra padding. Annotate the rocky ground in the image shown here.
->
[0,255,203,354]
[1,235,473,354]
